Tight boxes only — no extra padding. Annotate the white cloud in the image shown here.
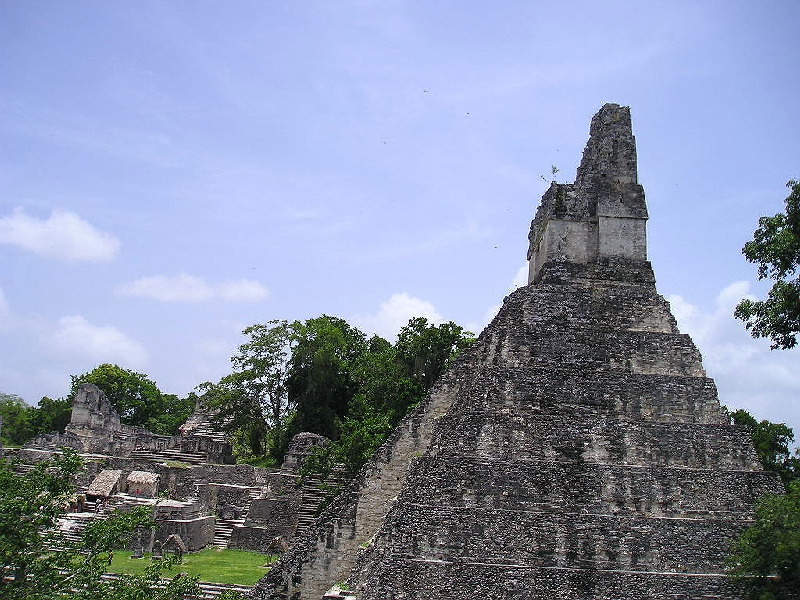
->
[49,315,148,368]
[355,292,444,340]
[667,282,800,431]
[217,279,270,302]
[115,274,268,303]
[0,208,120,262]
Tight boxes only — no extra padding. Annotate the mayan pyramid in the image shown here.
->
[251,104,783,600]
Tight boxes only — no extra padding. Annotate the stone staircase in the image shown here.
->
[102,492,157,514]
[185,420,228,444]
[53,512,97,547]
[295,477,327,534]
[193,581,254,599]
[212,516,246,549]
[12,461,34,474]
[248,485,263,501]
[211,485,265,548]
[128,446,207,465]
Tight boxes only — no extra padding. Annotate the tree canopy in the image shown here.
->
[0,392,71,447]
[285,315,368,442]
[199,320,296,460]
[302,317,474,479]
[735,179,800,349]
[200,315,474,472]
[726,409,799,599]
[70,364,193,435]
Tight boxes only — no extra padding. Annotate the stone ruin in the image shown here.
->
[250,104,784,600]
[25,383,234,464]
[10,384,331,556]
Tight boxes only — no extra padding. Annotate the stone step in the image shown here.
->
[212,518,246,548]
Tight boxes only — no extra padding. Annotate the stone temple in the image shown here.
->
[251,104,784,600]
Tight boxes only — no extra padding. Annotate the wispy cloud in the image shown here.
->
[0,98,180,168]
[0,208,120,262]
[49,315,148,368]
[116,273,269,303]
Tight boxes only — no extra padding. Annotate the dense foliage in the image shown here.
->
[0,449,200,600]
[729,481,800,600]
[300,317,474,479]
[200,315,474,473]
[730,409,799,488]
[735,180,800,349]
[286,315,368,443]
[70,364,194,435]
[0,392,71,447]
[726,409,800,599]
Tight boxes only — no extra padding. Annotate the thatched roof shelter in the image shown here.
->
[86,469,123,497]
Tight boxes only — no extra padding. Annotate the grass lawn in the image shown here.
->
[108,548,278,585]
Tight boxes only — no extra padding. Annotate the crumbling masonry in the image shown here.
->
[250,104,784,600]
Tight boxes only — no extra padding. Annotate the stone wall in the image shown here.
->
[155,515,215,552]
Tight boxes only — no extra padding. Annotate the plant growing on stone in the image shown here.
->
[540,164,560,184]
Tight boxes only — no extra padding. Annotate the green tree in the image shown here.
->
[70,364,193,435]
[303,319,474,480]
[395,317,475,404]
[730,409,799,488]
[0,393,34,446]
[30,395,72,436]
[200,320,295,460]
[735,180,800,349]
[199,375,266,460]
[729,481,800,600]
[0,393,72,447]
[0,449,200,600]
[233,321,294,434]
[286,315,368,440]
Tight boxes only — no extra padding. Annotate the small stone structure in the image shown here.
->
[251,104,784,600]
[227,434,332,552]
[280,433,328,472]
[154,500,215,551]
[126,470,160,497]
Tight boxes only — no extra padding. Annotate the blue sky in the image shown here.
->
[1,1,799,433]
